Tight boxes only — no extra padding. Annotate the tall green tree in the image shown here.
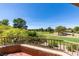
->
[67,28,73,33]
[39,28,44,31]
[74,26,79,33]
[67,28,75,36]
[55,26,66,36]
[1,19,9,25]
[0,21,2,25]
[13,18,27,29]
[46,27,54,33]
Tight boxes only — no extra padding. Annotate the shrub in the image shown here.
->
[2,28,28,37]
[0,24,11,34]
[0,30,3,34]
[0,24,11,30]
[0,28,28,44]
[27,31,37,37]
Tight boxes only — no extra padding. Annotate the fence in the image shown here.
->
[0,36,79,56]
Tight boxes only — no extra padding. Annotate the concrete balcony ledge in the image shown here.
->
[0,44,70,56]
[21,44,70,56]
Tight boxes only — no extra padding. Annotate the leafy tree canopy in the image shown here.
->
[13,18,27,29]
[74,26,79,33]
[55,26,66,33]
[1,19,9,25]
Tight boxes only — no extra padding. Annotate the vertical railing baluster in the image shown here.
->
[47,39,48,47]
[63,41,65,51]
[0,37,1,46]
[71,43,73,55]
[0,37,1,45]
[50,39,51,48]
[21,36,22,44]
[60,40,62,50]
[19,36,20,44]
[6,37,7,45]
[46,39,48,47]
[2,37,3,45]
[77,44,79,56]
[59,41,61,50]
[57,40,59,50]
[51,39,52,48]
[54,39,55,49]
[4,37,5,45]
[65,42,67,53]
[56,40,58,50]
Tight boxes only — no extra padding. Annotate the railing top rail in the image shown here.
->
[65,41,79,45]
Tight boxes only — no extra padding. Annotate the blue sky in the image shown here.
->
[0,3,79,29]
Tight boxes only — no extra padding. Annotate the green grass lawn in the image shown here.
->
[37,31,79,43]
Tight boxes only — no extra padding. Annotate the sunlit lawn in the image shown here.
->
[37,32,79,43]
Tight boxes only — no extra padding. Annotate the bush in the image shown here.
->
[28,31,37,37]
[2,28,28,37]
[0,30,3,34]
[0,24,11,30]
[0,25,11,34]
[0,28,28,44]
[77,31,79,34]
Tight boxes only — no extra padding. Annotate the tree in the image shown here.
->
[55,26,66,36]
[67,28,75,36]
[74,26,79,33]
[13,18,27,29]
[28,31,37,37]
[46,27,54,33]
[67,28,73,32]
[0,21,2,25]
[39,28,44,31]
[1,19,9,25]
